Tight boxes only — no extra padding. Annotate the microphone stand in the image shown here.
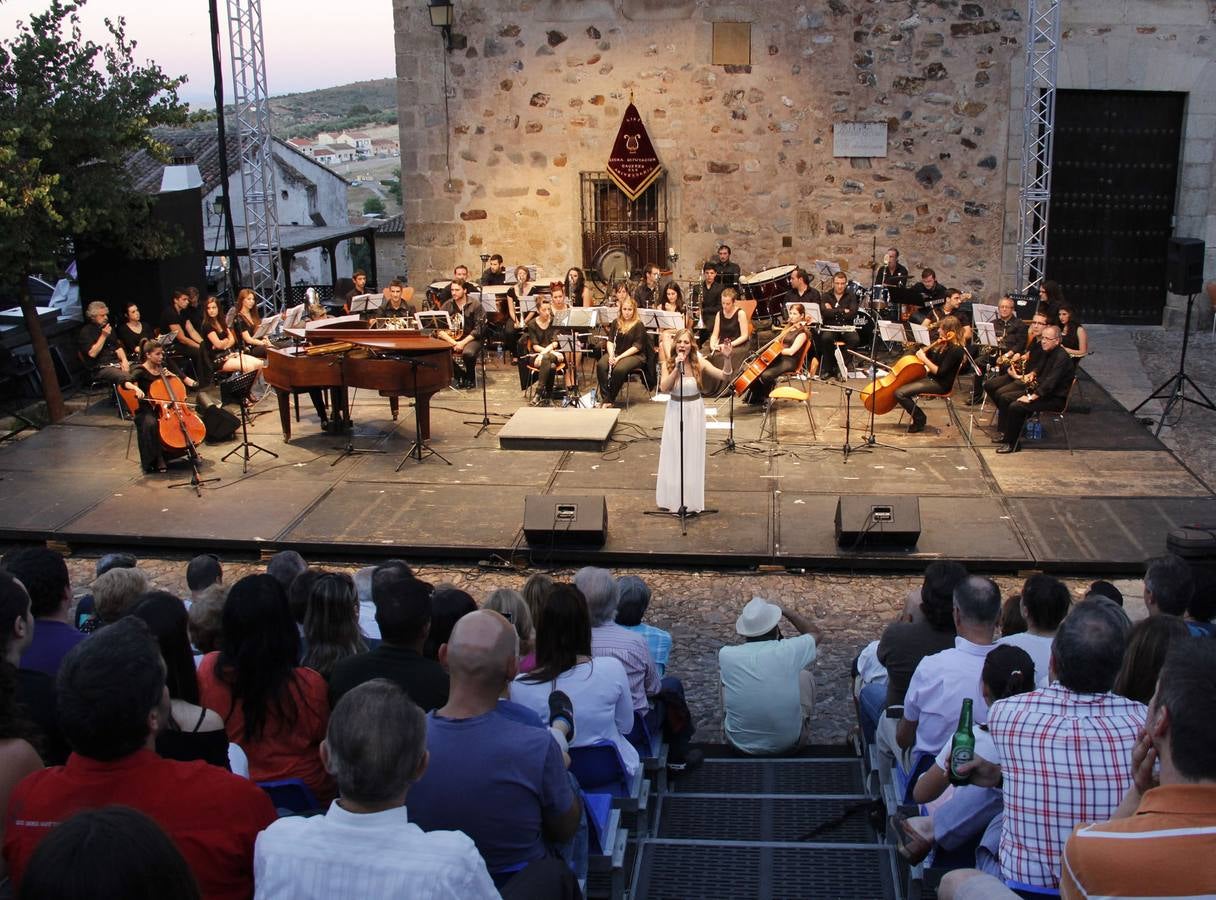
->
[396,356,452,468]
[853,305,905,455]
[710,344,738,455]
[462,339,507,437]
[645,357,717,535]
[330,350,386,467]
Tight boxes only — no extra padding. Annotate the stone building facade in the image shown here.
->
[391,0,1214,317]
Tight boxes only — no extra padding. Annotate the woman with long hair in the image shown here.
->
[196,574,333,801]
[521,572,555,629]
[1113,614,1190,704]
[656,329,725,514]
[200,296,264,376]
[596,295,648,408]
[656,282,687,370]
[422,585,477,661]
[1056,304,1089,360]
[116,302,147,362]
[300,572,367,679]
[565,266,593,307]
[892,314,967,434]
[509,584,638,775]
[743,303,809,406]
[231,288,271,359]
[129,591,229,769]
[484,588,535,670]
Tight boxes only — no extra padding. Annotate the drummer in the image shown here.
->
[817,272,861,379]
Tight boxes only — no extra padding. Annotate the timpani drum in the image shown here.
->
[739,265,796,319]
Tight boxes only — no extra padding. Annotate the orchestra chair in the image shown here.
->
[621,367,651,410]
[523,354,565,404]
[1032,377,1078,455]
[67,348,126,420]
[759,338,817,442]
[901,370,972,447]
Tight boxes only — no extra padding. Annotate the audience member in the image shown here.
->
[253,680,499,899]
[300,572,367,680]
[511,584,638,774]
[287,568,323,627]
[1086,579,1124,607]
[18,806,202,900]
[719,597,821,756]
[576,567,659,715]
[70,552,137,629]
[0,570,67,766]
[89,567,150,629]
[997,594,1026,638]
[187,583,227,656]
[484,588,535,669]
[412,611,582,895]
[1113,614,1190,704]
[961,598,1147,890]
[521,572,555,628]
[997,574,1070,687]
[1185,565,1216,637]
[197,575,333,801]
[185,553,222,605]
[129,592,228,769]
[265,550,307,595]
[329,569,448,711]
[4,549,86,676]
[423,585,477,660]
[1143,554,1193,618]
[1,618,276,899]
[351,565,381,641]
[616,575,672,677]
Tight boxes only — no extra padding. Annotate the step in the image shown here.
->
[655,794,880,844]
[668,757,866,796]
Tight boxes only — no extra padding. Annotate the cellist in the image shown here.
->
[892,316,966,433]
[121,339,199,473]
[743,304,809,406]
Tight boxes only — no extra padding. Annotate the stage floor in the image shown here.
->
[2,359,1211,573]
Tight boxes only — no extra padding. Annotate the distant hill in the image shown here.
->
[213,78,399,140]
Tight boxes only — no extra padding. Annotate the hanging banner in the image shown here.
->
[606,102,663,201]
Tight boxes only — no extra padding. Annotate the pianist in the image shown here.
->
[816,272,861,379]
[439,281,486,389]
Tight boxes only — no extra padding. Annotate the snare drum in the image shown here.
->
[739,265,796,319]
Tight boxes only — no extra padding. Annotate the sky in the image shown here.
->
[1,0,397,107]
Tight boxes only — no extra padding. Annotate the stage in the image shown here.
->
[1,357,1211,574]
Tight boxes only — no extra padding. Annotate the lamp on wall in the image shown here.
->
[428,0,454,51]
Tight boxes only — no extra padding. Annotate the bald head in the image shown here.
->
[443,610,518,692]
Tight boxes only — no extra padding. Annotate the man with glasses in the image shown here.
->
[993,325,1073,453]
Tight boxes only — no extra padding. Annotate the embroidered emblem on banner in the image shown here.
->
[607,102,663,201]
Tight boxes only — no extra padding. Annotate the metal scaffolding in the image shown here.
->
[1015,0,1063,295]
[225,0,284,310]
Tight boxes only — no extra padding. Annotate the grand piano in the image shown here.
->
[263,317,453,441]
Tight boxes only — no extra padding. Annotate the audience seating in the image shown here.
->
[258,778,321,817]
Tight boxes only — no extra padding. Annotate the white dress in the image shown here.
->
[656,374,706,513]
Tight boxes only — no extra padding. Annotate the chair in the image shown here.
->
[621,367,650,409]
[569,739,649,828]
[524,354,565,404]
[903,370,971,446]
[758,340,817,442]
[1033,377,1078,454]
[257,778,321,817]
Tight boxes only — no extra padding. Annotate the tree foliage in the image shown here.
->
[362,196,385,215]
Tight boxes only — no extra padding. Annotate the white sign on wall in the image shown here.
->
[832,121,889,158]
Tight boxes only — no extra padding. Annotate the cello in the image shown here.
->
[732,323,798,397]
[150,369,206,457]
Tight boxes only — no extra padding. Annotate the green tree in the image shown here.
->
[384,167,402,205]
[0,0,187,421]
[362,196,385,215]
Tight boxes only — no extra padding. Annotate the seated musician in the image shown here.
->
[984,311,1047,409]
[993,325,1073,454]
[816,272,861,379]
[705,287,750,381]
[970,295,1027,403]
[232,289,271,360]
[565,267,594,307]
[744,303,810,406]
[907,268,947,324]
[927,289,973,341]
[438,265,476,304]
[481,254,506,286]
[713,244,741,288]
[526,296,563,404]
[77,301,131,387]
[633,264,661,310]
[121,339,199,473]
[790,267,820,306]
[376,280,414,322]
[656,282,687,368]
[596,296,647,408]
[506,265,538,365]
[438,280,485,389]
[695,264,725,331]
[893,316,967,434]
[1057,305,1088,360]
[162,288,211,386]
[875,248,909,288]
[116,302,148,364]
[340,270,369,314]
[200,296,265,383]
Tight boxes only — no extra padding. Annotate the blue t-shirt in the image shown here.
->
[408,708,572,873]
[20,620,88,677]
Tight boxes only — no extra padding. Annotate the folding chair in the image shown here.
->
[1034,377,1077,454]
[902,370,971,446]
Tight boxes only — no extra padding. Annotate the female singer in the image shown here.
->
[201,296,265,376]
[744,303,810,406]
[231,289,271,359]
[122,339,199,473]
[526,295,563,404]
[892,316,967,433]
[656,282,687,368]
[116,302,147,362]
[596,296,647,408]
[1056,305,1089,359]
[565,266,594,307]
[656,329,725,514]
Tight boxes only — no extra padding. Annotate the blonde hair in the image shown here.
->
[484,588,534,655]
[92,567,150,624]
[187,583,229,653]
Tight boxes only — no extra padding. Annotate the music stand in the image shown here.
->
[349,293,383,317]
[396,357,452,469]
[220,369,278,472]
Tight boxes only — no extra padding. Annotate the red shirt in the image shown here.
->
[197,653,334,801]
[3,749,275,900]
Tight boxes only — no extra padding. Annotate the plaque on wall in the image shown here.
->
[832,122,889,158]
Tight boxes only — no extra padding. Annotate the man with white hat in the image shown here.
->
[719,597,822,755]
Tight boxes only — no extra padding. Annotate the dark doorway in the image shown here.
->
[580,172,668,285]
[1046,90,1185,324]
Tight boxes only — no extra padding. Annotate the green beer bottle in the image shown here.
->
[948,698,975,786]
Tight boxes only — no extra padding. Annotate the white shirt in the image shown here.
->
[903,636,996,759]
[509,657,639,776]
[254,801,498,900]
[996,631,1054,688]
[719,633,817,755]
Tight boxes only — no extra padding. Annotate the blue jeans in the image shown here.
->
[858,682,887,745]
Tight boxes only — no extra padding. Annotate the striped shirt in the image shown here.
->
[592,623,661,713]
[1060,784,1216,899]
[988,683,1146,888]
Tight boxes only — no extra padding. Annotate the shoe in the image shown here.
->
[907,411,927,434]
[891,813,933,866]
[548,690,575,743]
[668,748,704,773]
[996,442,1020,454]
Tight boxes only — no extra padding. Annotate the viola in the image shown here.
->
[859,354,928,415]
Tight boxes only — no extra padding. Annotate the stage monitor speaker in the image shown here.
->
[1166,236,1205,295]
[835,495,921,548]
[523,495,608,548]
[200,404,240,443]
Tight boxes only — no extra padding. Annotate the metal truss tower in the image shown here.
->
[225,0,284,310]
[1015,0,1063,295]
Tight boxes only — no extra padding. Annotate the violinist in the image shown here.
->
[893,317,966,433]
[596,296,647,408]
[743,304,810,406]
[122,339,199,473]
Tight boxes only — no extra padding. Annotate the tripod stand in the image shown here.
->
[220,369,278,472]
[462,340,508,437]
[396,357,451,469]
[330,350,385,467]
[848,309,905,456]
[1132,292,1216,436]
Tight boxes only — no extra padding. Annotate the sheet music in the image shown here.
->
[909,323,932,346]
[480,295,501,313]
[519,295,540,314]
[975,321,998,347]
[639,309,684,330]
[414,310,452,331]
[971,303,998,324]
[564,307,598,328]
[597,306,620,325]
[282,304,306,329]
[306,314,362,330]
[253,313,281,339]
[813,259,841,280]
[879,320,907,343]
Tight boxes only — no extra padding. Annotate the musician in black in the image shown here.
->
[595,295,648,408]
[970,295,1028,403]
[994,325,1073,453]
[743,304,810,406]
[906,268,948,324]
[984,311,1048,408]
[377,280,414,320]
[633,264,661,309]
[893,318,967,434]
[339,270,369,313]
[713,245,741,287]
[438,265,478,304]
[525,296,562,404]
[121,339,199,473]
[705,288,750,379]
[161,288,211,386]
[875,248,909,288]
[439,280,486,389]
[695,264,725,331]
[77,301,131,387]
[480,254,506,286]
[816,272,861,379]
[788,268,823,378]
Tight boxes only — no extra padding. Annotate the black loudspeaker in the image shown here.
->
[523,495,608,548]
[1166,237,1205,295]
[835,495,921,548]
[200,404,240,443]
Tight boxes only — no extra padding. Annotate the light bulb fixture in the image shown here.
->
[428,0,454,51]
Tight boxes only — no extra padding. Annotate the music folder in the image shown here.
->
[253,313,281,339]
